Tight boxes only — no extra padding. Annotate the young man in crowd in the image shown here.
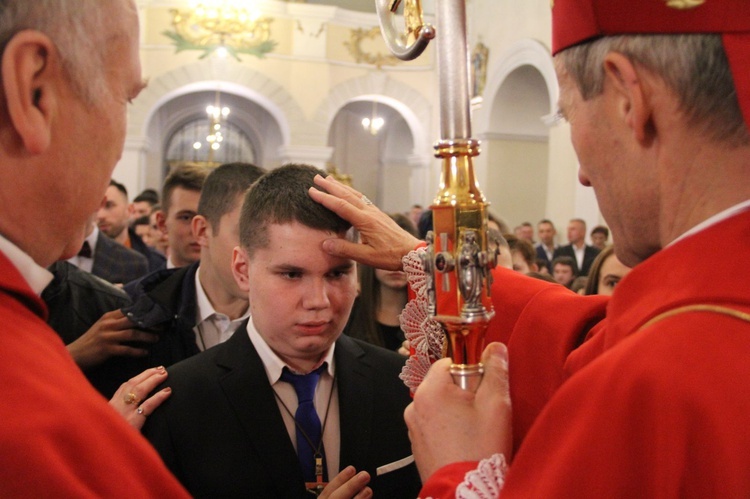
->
[143,164,420,498]
[155,165,209,269]
[98,179,166,271]
[553,218,600,276]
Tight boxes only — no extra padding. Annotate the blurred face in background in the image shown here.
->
[158,187,201,267]
[538,222,556,247]
[375,268,408,290]
[597,253,631,296]
[567,221,585,246]
[591,231,608,250]
[98,185,130,240]
[553,263,575,287]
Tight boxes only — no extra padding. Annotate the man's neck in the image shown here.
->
[114,229,129,247]
[572,241,585,250]
[197,264,248,319]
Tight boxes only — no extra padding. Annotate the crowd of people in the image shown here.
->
[2,0,750,497]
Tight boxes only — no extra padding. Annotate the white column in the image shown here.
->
[112,136,152,198]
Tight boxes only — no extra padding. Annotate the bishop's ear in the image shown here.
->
[231,246,251,293]
[602,52,654,145]
[1,30,59,154]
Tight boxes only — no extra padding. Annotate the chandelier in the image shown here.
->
[164,1,276,60]
[193,91,230,163]
[361,100,386,135]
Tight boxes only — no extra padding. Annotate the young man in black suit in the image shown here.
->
[143,164,420,498]
[553,218,600,276]
[68,214,149,286]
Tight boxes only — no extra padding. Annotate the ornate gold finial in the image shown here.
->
[665,0,706,9]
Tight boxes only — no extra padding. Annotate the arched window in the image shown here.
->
[164,118,256,169]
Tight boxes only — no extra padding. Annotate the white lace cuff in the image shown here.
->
[399,247,445,392]
[455,454,508,499]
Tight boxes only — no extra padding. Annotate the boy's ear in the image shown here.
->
[231,246,251,293]
[155,210,168,235]
[192,215,209,247]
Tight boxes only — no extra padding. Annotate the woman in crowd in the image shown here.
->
[345,213,418,353]
[584,245,632,296]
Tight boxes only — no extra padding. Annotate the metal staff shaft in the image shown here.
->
[376,0,496,392]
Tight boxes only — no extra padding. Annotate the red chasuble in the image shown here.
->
[421,209,750,497]
[0,252,189,497]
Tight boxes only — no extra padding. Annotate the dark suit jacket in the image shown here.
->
[553,244,601,276]
[91,233,149,285]
[535,244,556,273]
[143,329,421,498]
[42,261,133,398]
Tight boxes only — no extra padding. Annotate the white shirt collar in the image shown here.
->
[0,235,53,295]
[670,199,750,246]
[194,266,215,324]
[86,226,99,258]
[246,317,336,383]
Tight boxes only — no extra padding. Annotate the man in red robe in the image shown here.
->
[309,0,750,496]
[0,2,188,496]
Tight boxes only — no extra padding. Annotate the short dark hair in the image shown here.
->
[133,189,159,205]
[505,233,536,267]
[552,256,577,274]
[198,162,266,234]
[133,215,150,227]
[108,179,128,200]
[591,225,610,238]
[239,164,351,255]
[161,165,210,215]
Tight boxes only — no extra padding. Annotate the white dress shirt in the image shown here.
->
[247,319,341,480]
[0,235,53,295]
[193,267,249,351]
[66,226,99,273]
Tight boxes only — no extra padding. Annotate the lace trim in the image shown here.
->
[417,455,508,499]
[455,454,508,499]
[399,247,445,392]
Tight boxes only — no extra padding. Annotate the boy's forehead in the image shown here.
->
[252,221,351,254]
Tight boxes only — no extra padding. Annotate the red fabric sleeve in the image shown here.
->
[419,461,478,498]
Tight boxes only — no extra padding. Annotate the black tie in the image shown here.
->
[77,241,92,258]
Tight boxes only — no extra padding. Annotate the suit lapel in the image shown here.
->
[335,336,374,472]
[214,328,307,497]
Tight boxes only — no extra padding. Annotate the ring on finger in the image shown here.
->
[124,392,138,405]
[361,195,373,206]
[136,406,146,416]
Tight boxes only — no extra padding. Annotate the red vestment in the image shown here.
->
[421,209,750,497]
[0,252,189,497]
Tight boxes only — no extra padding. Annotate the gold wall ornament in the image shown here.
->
[163,4,276,60]
[344,27,401,68]
[665,0,706,8]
